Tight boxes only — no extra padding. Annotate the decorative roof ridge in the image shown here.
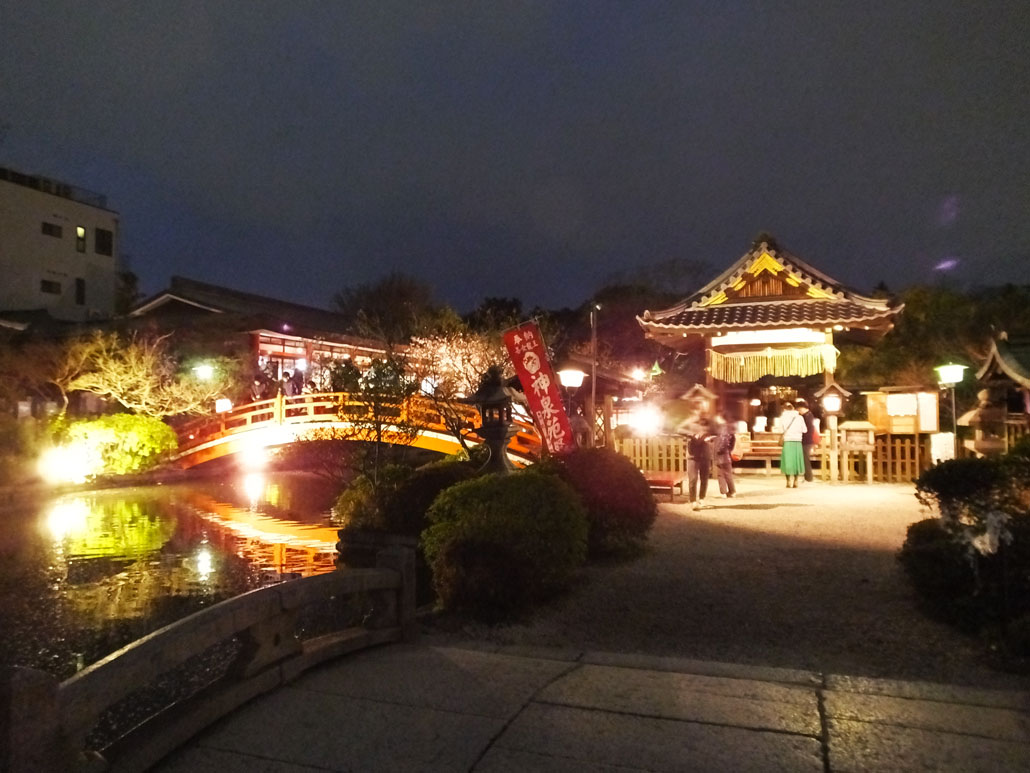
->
[642,239,893,321]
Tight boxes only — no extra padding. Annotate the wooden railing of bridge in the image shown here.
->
[1,546,416,773]
[173,392,542,468]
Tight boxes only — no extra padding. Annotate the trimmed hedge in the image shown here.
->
[381,460,477,536]
[544,447,657,557]
[422,471,588,620]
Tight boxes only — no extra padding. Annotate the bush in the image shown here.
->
[331,464,411,530]
[545,447,657,557]
[422,471,588,620]
[898,518,978,625]
[64,414,178,476]
[381,460,477,536]
[429,538,532,623]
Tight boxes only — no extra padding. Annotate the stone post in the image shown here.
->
[376,544,418,642]
[1,666,64,773]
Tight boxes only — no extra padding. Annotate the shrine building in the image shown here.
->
[637,236,903,428]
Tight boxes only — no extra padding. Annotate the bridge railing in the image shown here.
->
[175,393,541,461]
[1,546,416,773]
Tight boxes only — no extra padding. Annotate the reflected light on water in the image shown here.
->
[46,499,90,541]
[195,544,214,581]
[242,472,265,505]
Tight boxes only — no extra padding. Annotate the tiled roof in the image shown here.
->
[977,334,1030,387]
[642,299,896,331]
[638,238,902,340]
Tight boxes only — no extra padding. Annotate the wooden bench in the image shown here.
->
[643,471,685,501]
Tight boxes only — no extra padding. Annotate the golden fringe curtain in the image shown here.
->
[709,345,838,383]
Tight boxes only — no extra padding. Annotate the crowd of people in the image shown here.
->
[676,397,821,509]
[247,369,317,402]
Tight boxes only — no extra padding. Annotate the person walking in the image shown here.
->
[681,414,714,509]
[779,401,805,488]
[713,413,737,498]
[796,399,817,483]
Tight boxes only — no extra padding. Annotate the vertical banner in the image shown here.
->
[503,321,577,455]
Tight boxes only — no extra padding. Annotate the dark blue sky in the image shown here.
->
[2,2,1028,312]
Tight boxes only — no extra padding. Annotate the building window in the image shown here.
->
[75,278,86,305]
[76,226,86,252]
[40,279,61,295]
[41,221,63,238]
[95,228,113,256]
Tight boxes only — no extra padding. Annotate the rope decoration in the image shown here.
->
[709,344,838,382]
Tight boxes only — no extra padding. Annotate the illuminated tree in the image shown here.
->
[66,331,235,418]
[407,327,510,455]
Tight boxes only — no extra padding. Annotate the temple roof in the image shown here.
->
[976,333,1030,388]
[638,239,902,348]
[130,276,390,353]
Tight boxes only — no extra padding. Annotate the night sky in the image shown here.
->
[2,2,1029,313]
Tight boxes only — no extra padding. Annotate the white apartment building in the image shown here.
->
[0,165,120,321]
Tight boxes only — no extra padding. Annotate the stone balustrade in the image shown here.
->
[1,545,416,773]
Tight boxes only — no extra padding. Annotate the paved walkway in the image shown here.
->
[157,641,1030,772]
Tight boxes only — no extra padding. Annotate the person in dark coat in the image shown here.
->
[679,414,714,510]
[713,413,737,498]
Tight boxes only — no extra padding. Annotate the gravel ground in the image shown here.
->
[425,473,1030,691]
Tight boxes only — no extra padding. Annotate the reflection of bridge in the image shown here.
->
[173,393,541,469]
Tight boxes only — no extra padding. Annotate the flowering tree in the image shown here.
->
[407,328,511,455]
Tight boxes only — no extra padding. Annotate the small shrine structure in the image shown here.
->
[637,236,903,425]
[963,332,1030,454]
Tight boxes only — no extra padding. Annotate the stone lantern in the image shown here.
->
[467,366,517,474]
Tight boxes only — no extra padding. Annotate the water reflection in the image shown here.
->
[0,472,341,679]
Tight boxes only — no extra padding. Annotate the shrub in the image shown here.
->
[64,414,178,476]
[898,518,977,625]
[331,464,411,530]
[429,538,531,623]
[381,460,477,537]
[422,471,588,620]
[545,446,657,557]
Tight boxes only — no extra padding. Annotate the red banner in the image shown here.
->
[504,321,576,455]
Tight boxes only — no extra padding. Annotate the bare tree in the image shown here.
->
[66,331,234,418]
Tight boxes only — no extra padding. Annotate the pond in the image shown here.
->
[0,472,344,680]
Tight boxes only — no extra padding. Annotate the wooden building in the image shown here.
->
[964,332,1030,454]
[637,237,903,426]
[130,276,391,384]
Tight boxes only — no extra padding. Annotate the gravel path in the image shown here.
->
[426,474,1030,691]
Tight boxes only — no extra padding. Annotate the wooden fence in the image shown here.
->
[1,545,416,773]
[617,433,939,486]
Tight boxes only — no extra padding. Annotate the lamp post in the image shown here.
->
[558,367,589,447]
[815,381,851,483]
[935,363,967,459]
[589,303,600,447]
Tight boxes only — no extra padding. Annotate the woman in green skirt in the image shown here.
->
[779,402,806,487]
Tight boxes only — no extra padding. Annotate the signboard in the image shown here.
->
[503,321,576,454]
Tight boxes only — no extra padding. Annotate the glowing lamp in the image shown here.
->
[193,363,214,381]
[815,380,851,416]
[935,363,967,387]
[295,358,308,372]
[215,398,233,413]
[631,368,647,381]
[557,368,587,389]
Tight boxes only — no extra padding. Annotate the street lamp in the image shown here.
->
[589,303,600,447]
[935,363,967,459]
[815,380,851,483]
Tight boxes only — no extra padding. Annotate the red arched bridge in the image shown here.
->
[172,393,542,469]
